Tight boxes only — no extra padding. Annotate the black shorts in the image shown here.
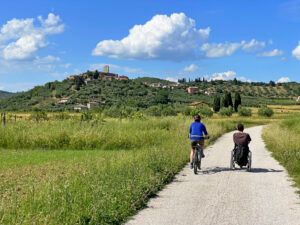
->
[190,139,204,149]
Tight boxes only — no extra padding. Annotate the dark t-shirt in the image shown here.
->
[233,132,251,147]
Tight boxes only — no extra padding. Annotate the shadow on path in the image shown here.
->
[200,167,283,175]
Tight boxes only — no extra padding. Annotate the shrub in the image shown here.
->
[182,106,192,116]
[29,111,48,121]
[258,106,274,117]
[161,106,177,116]
[190,106,213,118]
[129,111,146,120]
[238,106,252,117]
[145,106,162,116]
[219,106,233,117]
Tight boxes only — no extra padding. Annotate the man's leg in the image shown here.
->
[190,148,195,168]
[199,141,205,158]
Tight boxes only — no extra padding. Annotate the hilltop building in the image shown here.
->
[74,104,88,110]
[85,77,94,85]
[150,83,163,88]
[57,97,73,104]
[205,90,216,96]
[104,65,109,73]
[187,87,199,94]
[118,75,129,81]
[87,102,99,109]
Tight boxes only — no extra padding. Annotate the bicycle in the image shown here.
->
[192,136,209,174]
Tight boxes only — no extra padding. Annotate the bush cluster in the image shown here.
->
[238,106,252,117]
[219,106,234,117]
[258,106,274,117]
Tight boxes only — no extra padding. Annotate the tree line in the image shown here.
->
[213,91,241,112]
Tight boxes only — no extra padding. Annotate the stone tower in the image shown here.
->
[104,65,109,73]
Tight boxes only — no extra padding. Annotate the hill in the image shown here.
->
[0,70,299,112]
[0,90,14,99]
[133,77,174,85]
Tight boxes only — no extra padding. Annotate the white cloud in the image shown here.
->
[207,70,251,82]
[92,13,210,61]
[200,39,265,58]
[0,13,64,61]
[242,39,265,52]
[34,55,60,64]
[183,64,199,73]
[210,70,237,80]
[277,77,290,83]
[166,77,178,82]
[257,49,283,57]
[200,42,242,58]
[60,63,71,69]
[90,63,146,74]
[292,41,300,60]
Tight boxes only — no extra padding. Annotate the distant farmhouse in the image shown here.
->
[74,104,88,110]
[205,90,216,96]
[187,86,199,94]
[150,83,163,88]
[118,75,129,81]
[87,102,99,109]
[57,97,73,104]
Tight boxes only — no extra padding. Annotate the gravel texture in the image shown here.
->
[126,126,300,225]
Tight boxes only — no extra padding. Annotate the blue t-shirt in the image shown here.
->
[189,121,208,140]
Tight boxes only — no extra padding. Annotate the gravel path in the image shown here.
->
[126,126,300,225]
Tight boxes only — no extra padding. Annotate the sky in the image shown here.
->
[1,0,300,92]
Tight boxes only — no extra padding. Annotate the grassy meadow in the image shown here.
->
[0,106,299,224]
[0,114,271,225]
[263,115,300,193]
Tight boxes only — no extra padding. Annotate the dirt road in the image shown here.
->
[126,126,300,225]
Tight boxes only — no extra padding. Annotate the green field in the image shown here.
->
[263,115,300,193]
[0,115,271,224]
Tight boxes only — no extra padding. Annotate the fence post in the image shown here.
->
[3,113,6,127]
[80,114,83,125]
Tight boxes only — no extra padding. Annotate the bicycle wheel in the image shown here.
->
[197,151,201,170]
[230,150,235,170]
[193,151,198,174]
[247,151,252,172]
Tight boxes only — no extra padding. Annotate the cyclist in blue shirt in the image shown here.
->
[188,115,209,169]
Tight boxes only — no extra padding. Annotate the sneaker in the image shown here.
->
[200,151,205,158]
[190,163,193,169]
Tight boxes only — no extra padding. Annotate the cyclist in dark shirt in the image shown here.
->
[233,124,251,148]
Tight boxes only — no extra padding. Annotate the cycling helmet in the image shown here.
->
[194,115,201,122]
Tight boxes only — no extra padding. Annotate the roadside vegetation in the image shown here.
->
[0,114,270,225]
[263,116,300,194]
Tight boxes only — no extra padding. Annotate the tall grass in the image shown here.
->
[262,116,300,193]
[0,117,266,224]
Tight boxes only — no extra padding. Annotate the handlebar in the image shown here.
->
[188,135,210,139]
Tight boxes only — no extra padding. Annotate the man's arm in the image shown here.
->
[247,134,251,143]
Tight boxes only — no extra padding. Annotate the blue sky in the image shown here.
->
[1,0,300,92]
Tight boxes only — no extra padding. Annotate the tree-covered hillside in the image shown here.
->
[133,77,174,85]
[0,90,14,99]
[0,71,299,112]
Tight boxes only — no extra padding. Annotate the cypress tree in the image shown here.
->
[223,92,229,107]
[213,96,221,112]
[228,92,233,107]
[221,96,226,108]
[234,92,242,112]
